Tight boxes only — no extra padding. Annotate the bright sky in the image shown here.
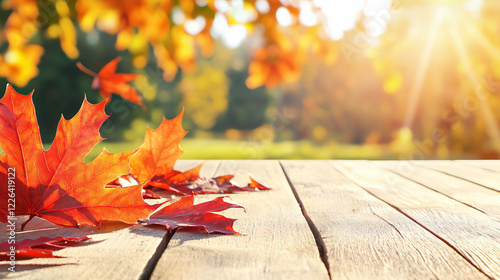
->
[170,0,397,49]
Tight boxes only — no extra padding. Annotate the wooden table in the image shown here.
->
[1,160,500,280]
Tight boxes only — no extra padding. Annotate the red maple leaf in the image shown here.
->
[0,236,90,261]
[0,162,9,223]
[145,196,243,234]
[150,173,270,195]
[76,57,145,109]
[128,111,270,195]
[0,85,158,230]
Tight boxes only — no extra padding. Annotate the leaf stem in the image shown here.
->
[76,62,97,77]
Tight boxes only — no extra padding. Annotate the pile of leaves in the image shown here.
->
[0,84,269,260]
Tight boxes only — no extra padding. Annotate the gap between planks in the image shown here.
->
[149,160,329,280]
[279,161,332,279]
[138,160,221,280]
[417,160,500,193]
[331,161,500,279]
[373,161,500,221]
[138,229,176,280]
[0,160,214,280]
[281,160,489,280]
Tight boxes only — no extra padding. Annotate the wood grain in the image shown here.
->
[333,160,500,279]
[420,160,500,192]
[281,160,486,280]
[0,160,210,280]
[456,160,500,172]
[0,217,166,280]
[151,160,329,280]
[3,160,500,279]
[375,161,500,220]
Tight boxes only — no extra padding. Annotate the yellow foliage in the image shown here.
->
[58,17,79,59]
[0,44,44,87]
[383,72,403,94]
[180,63,228,129]
[390,128,414,156]
[134,75,157,101]
[225,129,242,141]
[0,0,341,88]
[253,125,275,144]
[312,125,328,142]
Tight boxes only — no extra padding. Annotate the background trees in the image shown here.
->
[1,0,499,159]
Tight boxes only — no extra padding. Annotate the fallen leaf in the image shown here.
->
[0,85,158,229]
[142,188,162,199]
[150,174,271,195]
[145,196,243,234]
[0,162,8,223]
[77,57,145,109]
[128,112,271,195]
[130,109,187,183]
[0,236,90,261]
[0,210,7,223]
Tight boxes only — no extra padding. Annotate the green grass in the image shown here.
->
[5,139,480,161]
[82,139,393,162]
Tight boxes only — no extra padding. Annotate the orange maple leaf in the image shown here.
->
[0,85,157,230]
[130,109,187,183]
[128,110,270,195]
[77,57,145,109]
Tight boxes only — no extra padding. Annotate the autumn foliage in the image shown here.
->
[0,0,336,89]
[0,84,270,249]
[77,57,145,109]
[145,196,244,234]
[0,85,156,229]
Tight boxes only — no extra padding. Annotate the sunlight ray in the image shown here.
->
[449,22,500,151]
[479,0,500,9]
[466,23,500,58]
[402,10,442,129]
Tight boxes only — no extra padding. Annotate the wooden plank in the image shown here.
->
[420,160,500,192]
[0,217,166,280]
[456,160,500,173]
[151,160,329,280]
[375,161,500,220]
[333,161,500,279]
[281,160,487,280]
[0,160,211,280]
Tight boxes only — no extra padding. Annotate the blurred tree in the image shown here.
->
[0,0,345,89]
[214,67,269,131]
[1,0,500,160]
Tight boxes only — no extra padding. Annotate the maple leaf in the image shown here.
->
[0,85,158,229]
[0,236,90,261]
[106,175,161,199]
[145,196,243,234]
[128,111,270,196]
[0,161,8,223]
[130,109,187,183]
[150,173,270,195]
[76,57,145,109]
